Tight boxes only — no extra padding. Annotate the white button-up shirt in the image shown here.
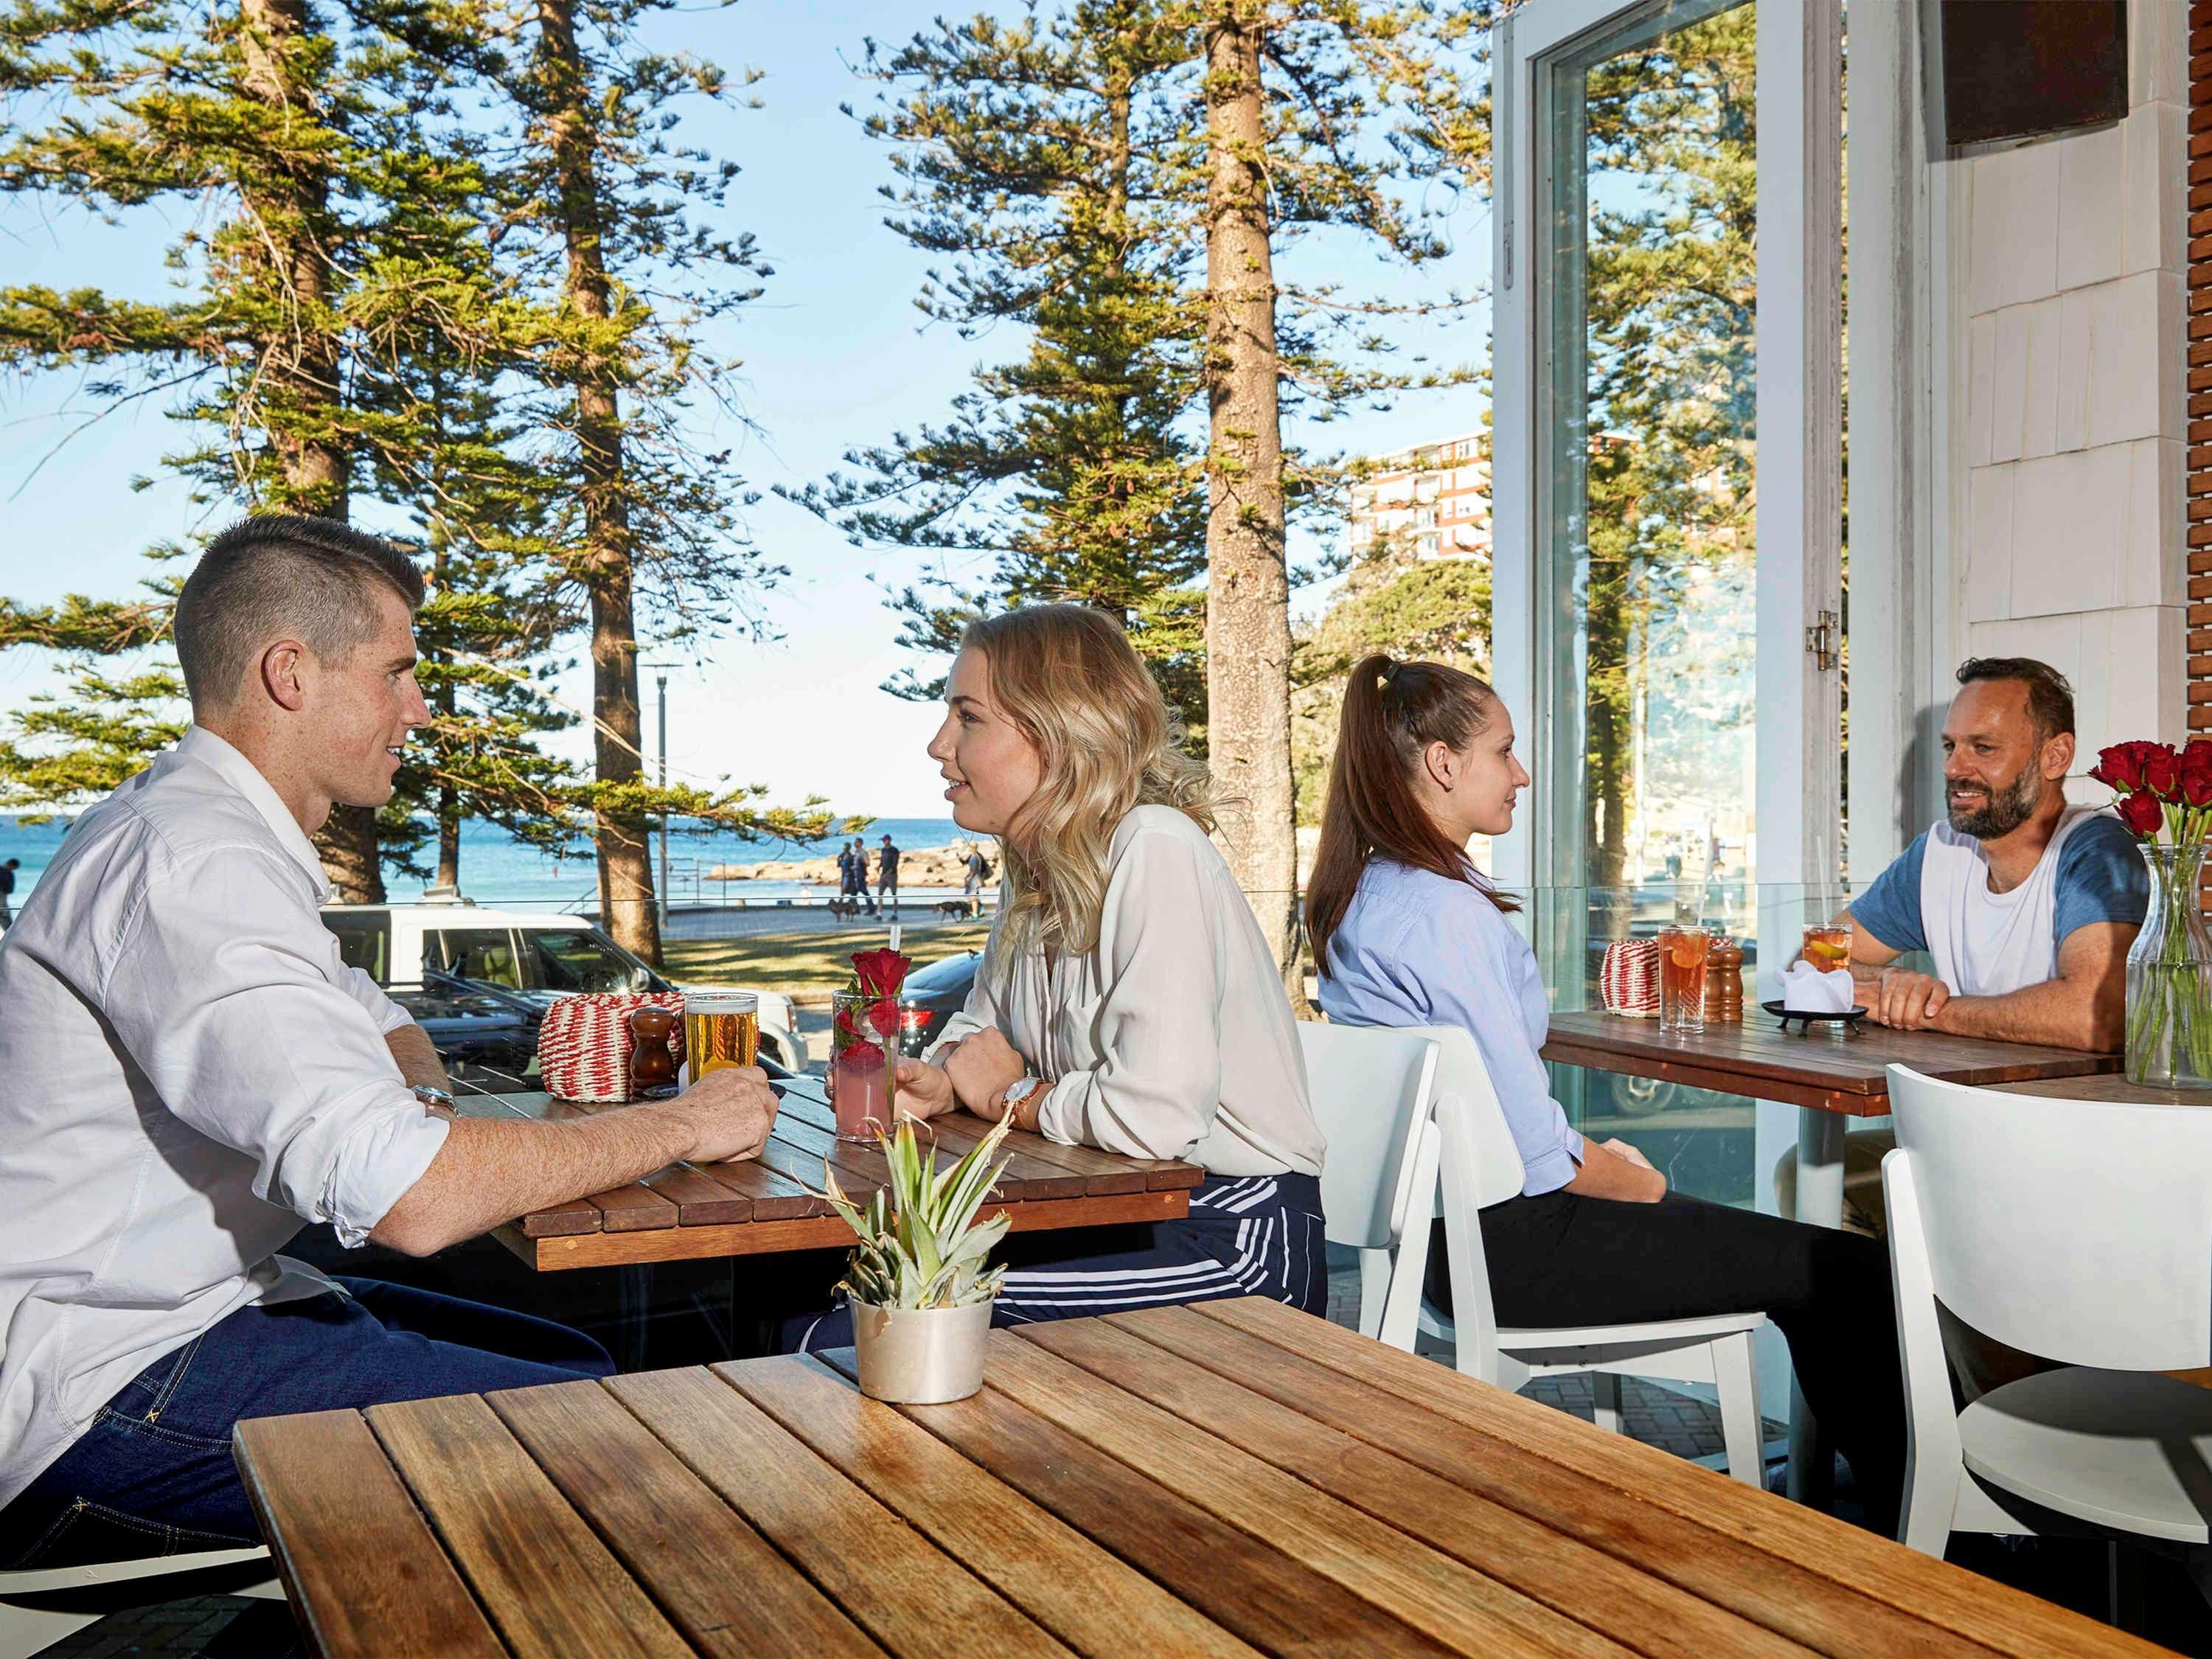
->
[932,806,1325,1178]
[0,726,449,1510]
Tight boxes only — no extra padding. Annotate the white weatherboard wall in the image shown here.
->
[1955,0,2188,768]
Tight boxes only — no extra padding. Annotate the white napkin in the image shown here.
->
[1780,961,1857,1013]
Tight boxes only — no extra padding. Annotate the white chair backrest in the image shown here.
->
[1887,1065,2212,1371]
[1413,1023,1527,1211]
[1298,1021,1439,1251]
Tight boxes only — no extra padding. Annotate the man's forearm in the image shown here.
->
[370,1105,693,1256]
[1937,979,2120,1051]
[384,1022,451,1093]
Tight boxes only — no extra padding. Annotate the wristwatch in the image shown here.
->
[412,1085,456,1114]
[1001,1075,1045,1127]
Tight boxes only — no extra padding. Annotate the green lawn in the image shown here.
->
[666,925,992,998]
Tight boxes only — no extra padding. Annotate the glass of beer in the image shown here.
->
[1658,928,1714,1034]
[682,990,758,1085]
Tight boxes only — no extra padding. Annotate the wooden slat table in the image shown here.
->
[1990,1071,2212,1105]
[466,1082,1202,1270]
[232,1297,2174,1659]
[1542,1009,2121,1121]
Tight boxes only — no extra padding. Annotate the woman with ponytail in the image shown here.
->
[1311,656,1905,1527]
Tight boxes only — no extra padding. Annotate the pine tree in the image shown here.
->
[811,0,1486,998]
[789,1,1209,726]
[475,0,782,961]
[1191,0,1486,999]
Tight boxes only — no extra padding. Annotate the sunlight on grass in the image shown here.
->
[667,925,992,995]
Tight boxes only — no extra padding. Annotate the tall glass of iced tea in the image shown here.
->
[1658,928,1713,1034]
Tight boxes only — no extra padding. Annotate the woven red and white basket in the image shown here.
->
[538,992,686,1103]
[1599,939,1660,1018]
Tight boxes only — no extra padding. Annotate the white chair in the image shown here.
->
[1295,1021,1441,1342]
[1,1545,276,1659]
[1395,1023,1770,1486]
[1883,1065,2212,1579]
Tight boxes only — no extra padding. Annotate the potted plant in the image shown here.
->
[821,1112,1017,1403]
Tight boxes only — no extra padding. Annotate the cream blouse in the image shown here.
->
[930,805,1326,1178]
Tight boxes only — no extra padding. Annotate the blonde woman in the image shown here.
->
[791,605,1326,1348]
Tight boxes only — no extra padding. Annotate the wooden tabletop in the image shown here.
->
[231,1296,2171,1659]
[1989,1072,2212,1105]
[1543,1010,2121,1117]
[468,1084,1202,1270]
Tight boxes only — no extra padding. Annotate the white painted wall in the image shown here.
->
[1951,0,2188,771]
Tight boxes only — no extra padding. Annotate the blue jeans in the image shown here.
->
[0,1278,612,1570]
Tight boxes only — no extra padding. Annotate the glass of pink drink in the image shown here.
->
[830,990,920,1141]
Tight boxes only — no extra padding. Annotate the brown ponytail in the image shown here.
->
[1307,654,1517,977]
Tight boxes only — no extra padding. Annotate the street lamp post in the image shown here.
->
[638,661,676,933]
[655,669,669,931]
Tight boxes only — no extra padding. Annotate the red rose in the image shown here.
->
[2116,789,2165,837]
[866,997,902,1040]
[2183,747,2212,808]
[2143,744,2182,800]
[850,949,913,1000]
[2090,744,2145,790]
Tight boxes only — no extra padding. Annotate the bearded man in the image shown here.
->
[1775,657,2146,1237]
[1844,657,2146,1048]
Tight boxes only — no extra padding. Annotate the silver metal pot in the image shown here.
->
[850,1297,994,1404]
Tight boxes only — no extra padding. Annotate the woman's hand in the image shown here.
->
[891,1056,956,1121]
[942,1026,1028,1116]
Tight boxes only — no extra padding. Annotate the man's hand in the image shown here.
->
[1870,967,1952,1031]
[942,1026,1028,1114]
[662,1065,778,1164]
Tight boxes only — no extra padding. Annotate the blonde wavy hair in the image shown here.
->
[962,605,1218,963]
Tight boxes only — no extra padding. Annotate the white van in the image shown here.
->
[319,902,801,1073]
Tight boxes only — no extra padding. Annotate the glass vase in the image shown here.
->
[2124,843,2212,1089]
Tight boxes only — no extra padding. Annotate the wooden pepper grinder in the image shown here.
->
[1705,937,1745,1024]
[627,1004,679,1101]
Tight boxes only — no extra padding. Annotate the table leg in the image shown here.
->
[1787,1108,1846,1503]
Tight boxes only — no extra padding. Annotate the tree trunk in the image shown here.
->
[431,540,461,891]
[240,0,380,902]
[536,0,659,963]
[1201,5,1304,1009]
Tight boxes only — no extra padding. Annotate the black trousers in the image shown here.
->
[1437,1189,1905,1528]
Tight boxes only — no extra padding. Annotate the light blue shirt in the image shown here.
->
[1318,858,1586,1197]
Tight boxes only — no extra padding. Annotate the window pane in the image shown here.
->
[323,911,390,983]
[1541,0,1759,896]
[424,928,523,990]
[526,929,653,993]
[1536,0,1759,1207]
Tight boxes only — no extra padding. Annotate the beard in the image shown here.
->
[1947,762,2042,839]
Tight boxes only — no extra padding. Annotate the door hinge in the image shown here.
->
[1804,610,1840,672]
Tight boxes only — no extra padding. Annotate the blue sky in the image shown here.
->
[0,1,1492,818]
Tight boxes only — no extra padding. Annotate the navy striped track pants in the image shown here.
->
[796,1172,1327,1352]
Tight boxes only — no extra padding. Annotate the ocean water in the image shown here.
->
[0,812,968,910]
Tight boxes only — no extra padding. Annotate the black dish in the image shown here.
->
[1761,999,1868,1034]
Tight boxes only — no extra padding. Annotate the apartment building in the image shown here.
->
[1346,432,1492,562]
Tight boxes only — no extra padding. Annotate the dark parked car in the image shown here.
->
[904,949,982,1050]
[383,977,540,1088]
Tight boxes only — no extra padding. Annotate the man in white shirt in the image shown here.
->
[0,515,777,1571]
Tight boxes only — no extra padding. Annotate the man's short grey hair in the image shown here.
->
[173,515,425,712]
